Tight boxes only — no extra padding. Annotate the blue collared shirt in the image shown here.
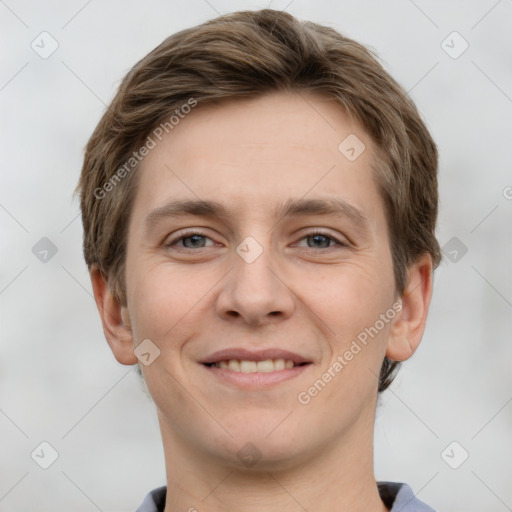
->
[136,482,436,511]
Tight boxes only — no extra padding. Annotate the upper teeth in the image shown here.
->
[214,359,295,373]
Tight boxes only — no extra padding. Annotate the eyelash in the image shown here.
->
[165,229,347,250]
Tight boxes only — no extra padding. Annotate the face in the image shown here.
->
[119,91,404,469]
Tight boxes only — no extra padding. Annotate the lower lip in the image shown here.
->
[200,363,312,388]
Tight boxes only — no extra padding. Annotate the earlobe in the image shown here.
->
[90,266,138,365]
[385,254,433,362]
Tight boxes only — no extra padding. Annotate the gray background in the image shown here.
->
[1,0,511,510]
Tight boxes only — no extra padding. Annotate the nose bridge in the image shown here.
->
[216,233,294,324]
[235,235,276,291]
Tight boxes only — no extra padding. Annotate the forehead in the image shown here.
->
[132,91,382,225]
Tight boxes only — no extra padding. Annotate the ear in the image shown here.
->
[385,253,433,362]
[90,265,138,365]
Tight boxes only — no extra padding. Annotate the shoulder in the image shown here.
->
[135,486,167,512]
[378,481,436,512]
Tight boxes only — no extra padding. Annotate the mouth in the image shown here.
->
[203,358,308,372]
[199,348,313,388]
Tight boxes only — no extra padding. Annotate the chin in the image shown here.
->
[203,418,316,472]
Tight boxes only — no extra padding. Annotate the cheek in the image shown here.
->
[298,257,394,330]
[301,257,395,377]
[126,260,217,345]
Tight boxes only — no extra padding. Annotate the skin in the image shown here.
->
[91,91,433,512]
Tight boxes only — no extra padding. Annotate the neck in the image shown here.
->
[160,413,388,512]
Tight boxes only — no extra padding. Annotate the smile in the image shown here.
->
[200,349,313,388]
[201,362,311,388]
[204,358,301,373]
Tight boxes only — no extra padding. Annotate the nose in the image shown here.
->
[215,240,295,327]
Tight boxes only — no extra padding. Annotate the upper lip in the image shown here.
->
[199,348,311,365]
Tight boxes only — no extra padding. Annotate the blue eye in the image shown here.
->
[165,230,346,250]
[167,232,214,249]
[296,231,346,249]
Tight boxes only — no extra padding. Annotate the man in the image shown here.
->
[76,9,440,511]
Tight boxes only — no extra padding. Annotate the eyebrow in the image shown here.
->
[144,197,369,233]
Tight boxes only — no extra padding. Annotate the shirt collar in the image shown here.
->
[136,482,436,512]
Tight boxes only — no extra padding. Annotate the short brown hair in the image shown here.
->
[75,9,441,392]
